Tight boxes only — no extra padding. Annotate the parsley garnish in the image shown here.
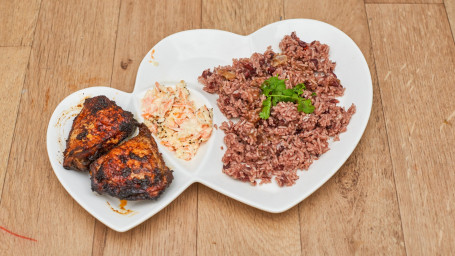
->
[259,76,315,119]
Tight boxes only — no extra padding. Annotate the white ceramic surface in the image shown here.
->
[47,19,373,232]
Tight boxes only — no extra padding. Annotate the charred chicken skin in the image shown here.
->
[63,96,138,172]
[89,124,173,200]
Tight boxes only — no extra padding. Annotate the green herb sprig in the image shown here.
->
[259,76,315,119]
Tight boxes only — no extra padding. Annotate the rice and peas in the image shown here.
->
[198,32,355,186]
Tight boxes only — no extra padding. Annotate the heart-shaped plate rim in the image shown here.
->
[47,19,372,232]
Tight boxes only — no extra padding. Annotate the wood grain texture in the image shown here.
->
[201,0,284,35]
[367,3,455,254]
[445,0,455,37]
[111,0,202,92]
[92,220,107,256]
[0,0,42,46]
[285,0,406,255]
[0,0,120,254]
[0,47,30,200]
[197,186,301,255]
[365,0,442,3]
[198,1,302,255]
[99,1,202,255]
[102,185,198,256]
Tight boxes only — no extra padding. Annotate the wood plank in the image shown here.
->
[197,1,302,255]
[0,0,120,254]
[445,0,455,37]
[366,4,455,254]
[111,0,202,92]
[365,0,442,3]
[102,185,198,256]
[284,0,406,254]
[197,186,301,255]
[202,0,284,35]
[0,0,42,46]
[91,220,107,256]
[100,1,201,255]
[0,47,30,200]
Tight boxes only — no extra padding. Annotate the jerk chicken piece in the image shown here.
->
[90,124,173,200]
[63,95,137,172]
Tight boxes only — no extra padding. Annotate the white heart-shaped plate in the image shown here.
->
[47,19,372,232]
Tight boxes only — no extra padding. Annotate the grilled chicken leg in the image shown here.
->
[63,96,137,172]
[90,124,173,200]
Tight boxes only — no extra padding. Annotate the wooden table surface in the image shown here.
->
[1,0,454,255]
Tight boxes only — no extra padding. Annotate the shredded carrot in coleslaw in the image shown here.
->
[141,81,213,160]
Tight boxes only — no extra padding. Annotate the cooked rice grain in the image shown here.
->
[198,32,356,186]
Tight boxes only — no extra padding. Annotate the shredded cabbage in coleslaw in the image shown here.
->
[141,81,213,160]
